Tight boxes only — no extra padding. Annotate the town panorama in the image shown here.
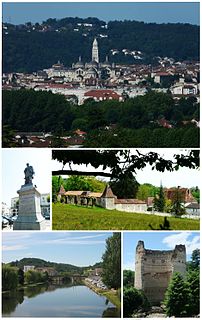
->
[2,17,200,147]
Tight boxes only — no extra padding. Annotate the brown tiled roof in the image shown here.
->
[115,199,146,204]
[101,185,115,198]
[86,192,102,198]
[59,185,66,195]
[64,191,102,198]
[65,191,84,196]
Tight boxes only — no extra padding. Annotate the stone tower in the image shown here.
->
[135,241,186,304]
[100,185,115,210]
[92,38,99,63]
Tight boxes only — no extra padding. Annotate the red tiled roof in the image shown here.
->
[115,199,146,204]
[155,72,170,76]
[47,84,72,89]
[158,118,172,128]
[59,185,66,195]
[74,129,87,135]
[84,89,121,99]
[101,185,115,198]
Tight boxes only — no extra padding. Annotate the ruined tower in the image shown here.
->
[92,38,99,63]
[135,241,186,304]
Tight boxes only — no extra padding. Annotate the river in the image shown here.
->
[2,283,120,317]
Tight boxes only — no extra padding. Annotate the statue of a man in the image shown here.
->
[24,163,35,185]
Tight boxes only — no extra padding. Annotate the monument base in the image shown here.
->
[13,184,46,230]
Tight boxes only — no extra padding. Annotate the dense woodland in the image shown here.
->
[2,89,199,147]
[3,17,199,72]
[7,257,102,274]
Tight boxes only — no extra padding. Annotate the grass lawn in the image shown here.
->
[52,203,199,230]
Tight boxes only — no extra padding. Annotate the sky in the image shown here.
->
[123,231,200,271]
[2,231,112,266]
[2,149,51,206]
[2,2,200,26]
[52,149,200,190]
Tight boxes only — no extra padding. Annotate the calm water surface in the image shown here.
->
[2,284,119,317]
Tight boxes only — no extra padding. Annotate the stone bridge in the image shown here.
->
[50,274,86,284]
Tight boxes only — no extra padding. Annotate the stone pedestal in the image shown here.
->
[13,184,46,230]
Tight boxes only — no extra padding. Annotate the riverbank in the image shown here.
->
[2,281,47,294]
[84,280,121,309]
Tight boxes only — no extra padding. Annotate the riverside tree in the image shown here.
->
[2,265,18,291]
[102,233,121,289]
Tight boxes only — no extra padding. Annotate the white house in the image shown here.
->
[185,203,200,217]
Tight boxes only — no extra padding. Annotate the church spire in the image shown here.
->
[92,38,99,63]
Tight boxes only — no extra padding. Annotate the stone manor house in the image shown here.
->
[58,185,147,213]
[57,184,199,217]
[135,240,186,304]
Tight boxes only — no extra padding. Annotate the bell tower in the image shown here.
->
[92,38,99,63]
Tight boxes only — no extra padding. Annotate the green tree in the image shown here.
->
[102,233,121,289]
[2,125,17,147]
[191,187,200,203]
[2,265,18,291]
[24,270,44,284]
[153,183,165,212]
[64,176,106,192]
[18,268,24,286]
[186,270,199,316]
[189,248,200,270]
[123,287,150,317]
[123,270,134,287]
[164,272,189,317]
[52,176,63,202]
[110,172,139,198]
[137,183,159,200]
[164,199,173,213]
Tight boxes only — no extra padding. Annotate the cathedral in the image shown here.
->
[44,38,120,86]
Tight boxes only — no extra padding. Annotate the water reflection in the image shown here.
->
[2,290,24,314]
[2,284,120,318]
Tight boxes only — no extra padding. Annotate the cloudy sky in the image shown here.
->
[3,2,199,25]
[123,231,200,271]
[2,231,112,266]
[52,148,200,189]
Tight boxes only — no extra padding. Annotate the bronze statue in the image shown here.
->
[24,163,35,184]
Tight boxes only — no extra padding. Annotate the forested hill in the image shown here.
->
[7,257,102,273]
[3,17,199,72]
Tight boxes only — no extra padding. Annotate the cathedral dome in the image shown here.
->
[86,67,97,75]
[86,60,99,68]
[74,56,84,69]
[100,56,111,68]
[52,60,64,69]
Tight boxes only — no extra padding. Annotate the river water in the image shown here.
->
[2,284,120,317]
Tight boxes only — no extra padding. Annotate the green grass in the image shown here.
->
[100,290,121,309]
[52,203,199,230]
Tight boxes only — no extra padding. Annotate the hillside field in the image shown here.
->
[52,204,199,230]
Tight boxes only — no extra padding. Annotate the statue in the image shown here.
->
[24,163,35,185]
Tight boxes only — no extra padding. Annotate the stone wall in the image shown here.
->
[135,241,186,304]
[100,197,115,210]
[115,203,147,213]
